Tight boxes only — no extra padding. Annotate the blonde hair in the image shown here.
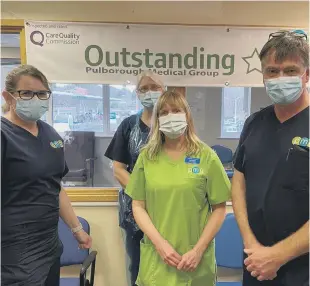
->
[144,90,204,160]
[136,70,165,90]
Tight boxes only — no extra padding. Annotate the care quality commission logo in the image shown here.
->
[29,30,80,47]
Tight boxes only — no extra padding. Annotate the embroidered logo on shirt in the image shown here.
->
[292,136,310,147]
[188,166,203,174]
[50,140,64,148]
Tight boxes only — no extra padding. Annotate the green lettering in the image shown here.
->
[120,48,130,67]
[169,53,182,69]
[106,51,119,67]
[143,49,153,68]
[184,47,197,69]
[132,52,142,67]
[154,53,166,68]
[206,54,220,69]
[222,54,235,75]
[85,45,103,66]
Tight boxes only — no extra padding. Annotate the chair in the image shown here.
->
[211,145,234,178]
[215,214,243,286]
[59,217,97,286]
[62,131,97,187]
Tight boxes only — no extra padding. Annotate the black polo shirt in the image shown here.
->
[105,114,150,173]
[234,105,309,244]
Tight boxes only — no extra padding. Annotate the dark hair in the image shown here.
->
[259,31,309,68]
[3,65,50,112]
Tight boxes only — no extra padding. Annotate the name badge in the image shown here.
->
[185,157,200,164]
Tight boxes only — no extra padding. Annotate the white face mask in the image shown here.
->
[264,73,305,105]
[9,93,49,122]
[159,112,188,139]
[138,91,161,109]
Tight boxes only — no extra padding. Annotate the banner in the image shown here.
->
[25,21,306,87]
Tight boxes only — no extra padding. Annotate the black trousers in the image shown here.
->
[45,258,60,286]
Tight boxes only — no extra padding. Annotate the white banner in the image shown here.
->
[25,21,307,87]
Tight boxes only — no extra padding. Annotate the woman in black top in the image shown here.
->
[105,71,165,286]
[1,65,92,286]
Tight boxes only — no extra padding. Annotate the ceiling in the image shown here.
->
[1,1,309,27]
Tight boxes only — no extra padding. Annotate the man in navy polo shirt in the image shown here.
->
[232,30,309,286]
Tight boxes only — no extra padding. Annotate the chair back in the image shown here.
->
[58,216,90,266]
[215,214,243,268]
[63,131,95,184]
[211,145,233,164]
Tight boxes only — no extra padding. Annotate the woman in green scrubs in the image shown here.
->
[126,90,231,286]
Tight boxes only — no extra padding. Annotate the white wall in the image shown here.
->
[1,1,308,27]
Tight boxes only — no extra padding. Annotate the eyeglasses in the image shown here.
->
[268,30,308,41]
[16,90,52,100]
[137,84,162,93]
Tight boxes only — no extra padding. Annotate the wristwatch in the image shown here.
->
[71,223,83,234]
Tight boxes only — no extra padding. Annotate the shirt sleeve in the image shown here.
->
[206,152,231,205]
[1,132,6,177]
[104,118,131,165]
[125,152,146,201]
[233,114,255,173]
[62,160,69,178]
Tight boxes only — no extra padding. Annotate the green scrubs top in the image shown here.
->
[126,144,231,286]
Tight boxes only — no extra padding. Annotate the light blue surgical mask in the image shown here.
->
[138,91,161,109]
[264,74,304,105]
[10,93,49,122]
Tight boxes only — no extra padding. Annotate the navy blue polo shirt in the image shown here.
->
[1,117,68,285]
[234,105,309,242]
[234,105,309,285]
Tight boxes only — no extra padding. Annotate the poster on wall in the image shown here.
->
[25,21,307,86]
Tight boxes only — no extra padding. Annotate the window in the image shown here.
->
[109,85,142,133]
[1,33,21,116]
[221,87,251,139]
[49,83,141,135]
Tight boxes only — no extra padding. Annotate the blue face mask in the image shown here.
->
[264,75,304,105]
[10,94,49,122]
[138,91,161,109]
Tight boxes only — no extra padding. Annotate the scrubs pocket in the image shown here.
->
[187,242,216,286]
[282,148,309,191]
[138,240,156,285]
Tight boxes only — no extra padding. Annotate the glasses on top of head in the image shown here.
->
[268,30,308,41]
[16,90,52,100]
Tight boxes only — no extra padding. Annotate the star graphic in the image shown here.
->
[242,48,262,74]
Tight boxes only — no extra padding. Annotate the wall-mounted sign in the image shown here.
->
[25,21,307,87]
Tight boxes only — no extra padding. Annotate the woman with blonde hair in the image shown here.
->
[125,90,231,286]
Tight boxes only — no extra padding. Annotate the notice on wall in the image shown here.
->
[25,21,307,86]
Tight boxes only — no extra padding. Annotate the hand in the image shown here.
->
[74,230,92,249]
[155,239,182,267]
[244,246,283,281]
[177,248,203,272]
